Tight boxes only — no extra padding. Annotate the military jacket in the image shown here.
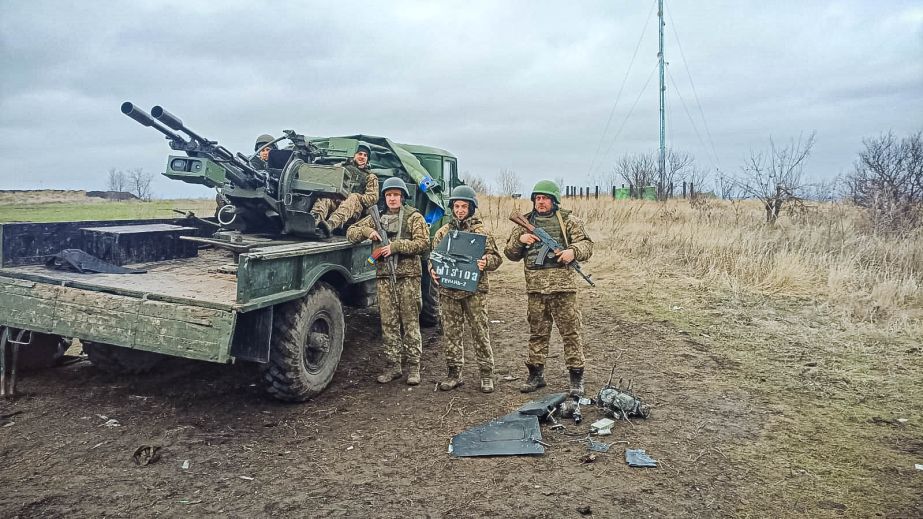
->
[504,209,593,294]
[431,216,502,299]
[341,159,379,209]
[347,205,430,279]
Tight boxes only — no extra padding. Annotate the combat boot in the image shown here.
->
[479,368,494,393]
[568,367,585,396]
[519,364,546,393]
[376,361,402,384]
[406,364,421,386]
[438,366,464,391]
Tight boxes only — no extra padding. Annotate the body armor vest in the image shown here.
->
[525,210,568,270]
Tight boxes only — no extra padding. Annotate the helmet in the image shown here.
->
[449,185,478,210]
[356,143,371,156]
[531,180,561,204]
[254,134,275,152]
[381,177,410,198]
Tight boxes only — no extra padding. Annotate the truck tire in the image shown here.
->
[420,254,440,328]
[83,341,165,375]
[261,283,345,402]
[0,328,68,371]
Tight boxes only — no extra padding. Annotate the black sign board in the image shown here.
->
[431,230,486,293]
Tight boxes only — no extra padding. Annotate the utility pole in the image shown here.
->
[657,0,666,199]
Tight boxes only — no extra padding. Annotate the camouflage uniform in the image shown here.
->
[347,204,430,372]
[311,160,379,230]
[431,216,502,380]
[504,209,593,370]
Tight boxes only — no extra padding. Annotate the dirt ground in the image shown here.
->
[1,261,920,518]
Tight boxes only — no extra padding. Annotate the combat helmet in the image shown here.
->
[356,143,371,156]
[531,179,561,204]
[254,134,276,152]
[381,177,410,198]
[448,185,478,218]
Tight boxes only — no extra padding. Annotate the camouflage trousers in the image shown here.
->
[439,291,494,373]
[378,276,422,366]
[311,194,364,228]
[526,292,585,369]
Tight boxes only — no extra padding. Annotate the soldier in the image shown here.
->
[313,144,380,236]
[253,134,292,169]
[503,180,594,395]
[346,177,430,385]
[428,185,502,393]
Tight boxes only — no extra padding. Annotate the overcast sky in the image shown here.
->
[1,0,921,198]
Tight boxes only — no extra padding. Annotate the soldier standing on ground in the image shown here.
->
[347,178,430,385]
[313,144,379,235]
[428,186,502,393]
[503,180,594,395]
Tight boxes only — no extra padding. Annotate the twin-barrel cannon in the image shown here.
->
[121,102,362,238]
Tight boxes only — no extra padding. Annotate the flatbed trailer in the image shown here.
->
[0,216,379,401]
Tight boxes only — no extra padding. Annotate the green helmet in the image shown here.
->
[449,185,478,210]
[381,177,409,198]
[356,143,371,156]
[531,180,561,204]
[254,134,275,152]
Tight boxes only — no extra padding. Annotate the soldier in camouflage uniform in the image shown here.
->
[428,185,503,393]
[347,177,430,385]
[313,143,380,236]
[504,180,594,395]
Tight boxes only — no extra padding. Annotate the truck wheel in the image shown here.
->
[0,328,68,371]
[262,283,345,402]
[420,255,440,328]
[83,341,165,374]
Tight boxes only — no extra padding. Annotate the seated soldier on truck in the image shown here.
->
[311,144,379,236]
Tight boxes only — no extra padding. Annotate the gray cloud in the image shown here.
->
[1,0,920,197]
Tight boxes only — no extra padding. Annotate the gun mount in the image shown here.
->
[121,102,370,238]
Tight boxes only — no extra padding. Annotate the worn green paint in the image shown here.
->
[0,275,235,362]
[236,239,375,310]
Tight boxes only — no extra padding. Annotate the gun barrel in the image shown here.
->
[121,102,186,142]
[151,105,210,145]
[150,105,184,131]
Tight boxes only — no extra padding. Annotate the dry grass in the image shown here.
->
[481,194,923,515]
[479,195,922,334]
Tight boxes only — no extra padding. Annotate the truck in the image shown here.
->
[0,103,460,401]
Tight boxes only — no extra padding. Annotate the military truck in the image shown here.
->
[0,103,461,401]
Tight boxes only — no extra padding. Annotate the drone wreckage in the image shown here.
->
[449,365,652,463]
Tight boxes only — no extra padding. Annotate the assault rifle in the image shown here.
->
[509,211,595,287]
[367,205,398,287]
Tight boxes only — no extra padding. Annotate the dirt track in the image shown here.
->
[0,262,917,518]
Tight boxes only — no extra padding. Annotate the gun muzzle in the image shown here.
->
[120,102,156,127]
[151,106,184,131]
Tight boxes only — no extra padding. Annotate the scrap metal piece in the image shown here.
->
[625,448,658,468]
[517,392,568,419]
[597,364,651,420]
[587,440,610,453]
[449,413,545,457]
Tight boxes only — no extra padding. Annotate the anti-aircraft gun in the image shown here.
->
[121,102,367,238]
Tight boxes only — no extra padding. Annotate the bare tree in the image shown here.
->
[127,168,154,201]
[845,130,922,232]
[496,168,521,197]
[459,171,490,194]
[683,166,711,198]
[661,149,695,199]
[106,168,127,192]
[614,153,656,197]
[715,171,737,199]
[735,133,816,223]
